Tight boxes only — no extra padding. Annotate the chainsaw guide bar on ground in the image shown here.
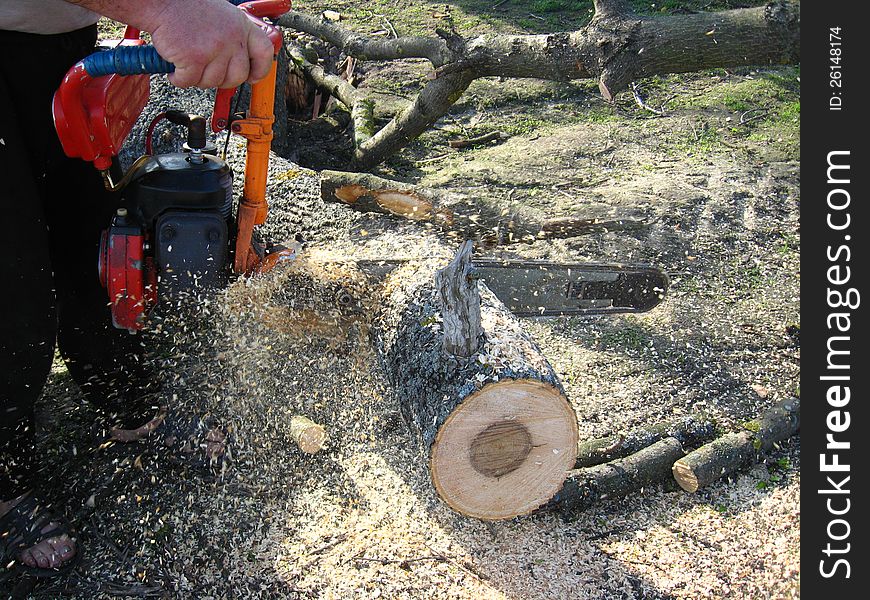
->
[353,258,669,317]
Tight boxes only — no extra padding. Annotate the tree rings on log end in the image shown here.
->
[430,379,578,520]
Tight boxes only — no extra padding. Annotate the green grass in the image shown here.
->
[532,0,593,13]
[599,321,653,352]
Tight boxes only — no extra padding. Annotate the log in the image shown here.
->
[290,415,327,454]
[574,413,716,468]
[672,398,800,493]
[544,437,686,512]
[320,170,454,226]
[319,169,648,244]
[373,253,578,520]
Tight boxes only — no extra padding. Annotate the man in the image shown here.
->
[1,0,274,577]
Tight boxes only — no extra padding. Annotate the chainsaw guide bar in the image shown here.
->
[354,259,669,317]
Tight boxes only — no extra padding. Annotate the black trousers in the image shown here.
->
[0,26,151,499]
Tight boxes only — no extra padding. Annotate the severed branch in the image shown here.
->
[319,169,454,225]
[289,415,327,454]
[672,397,799,492]
[575,413,716,468]
[278,2,799,168]
[319,169,648,244]
[542,398,799,514]
[544,438,687,513]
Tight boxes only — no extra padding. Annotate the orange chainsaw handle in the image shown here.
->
[212,1,290,132]
[226,0,291,274]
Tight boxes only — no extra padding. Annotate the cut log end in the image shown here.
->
[290,415,327,454]
[671,460,700,493]
[430,379,578,520]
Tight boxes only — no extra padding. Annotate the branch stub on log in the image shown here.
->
[435,241,482,357]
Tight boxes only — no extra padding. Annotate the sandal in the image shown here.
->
[0,493,80,579]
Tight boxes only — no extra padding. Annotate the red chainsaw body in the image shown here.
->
[53,31,150,171]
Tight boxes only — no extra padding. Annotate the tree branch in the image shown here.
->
[353,70,477,170]
[277,10,454,66]
[287,45,376,147]
[277,2,799,168]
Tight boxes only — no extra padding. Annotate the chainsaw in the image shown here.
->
[52,0,669,332]
[53,0,295,331]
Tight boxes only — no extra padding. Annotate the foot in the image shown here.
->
[0,493,76,571]
[110,406,227,465]
[109,405,168,442]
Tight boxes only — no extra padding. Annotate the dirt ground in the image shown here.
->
[3,2,799,599]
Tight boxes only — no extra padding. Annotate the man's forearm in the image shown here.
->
[64,1,172,32]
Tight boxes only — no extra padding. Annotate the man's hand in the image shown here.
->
[149,0,274,89]
[67,0,275,89]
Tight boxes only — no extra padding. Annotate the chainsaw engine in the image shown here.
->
[98,112,234,330]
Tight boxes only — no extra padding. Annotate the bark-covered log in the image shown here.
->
[672,398,800,493]
[373,258,578,520]
[574,413,716,468]
[544,437,686,513]
[319,170,454,225]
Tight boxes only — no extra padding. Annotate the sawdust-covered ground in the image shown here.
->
[4,3,799,599]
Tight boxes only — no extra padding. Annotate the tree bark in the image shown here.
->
[277,1,800,168]
[319,169,648,244]
[434,241,482,357]
[544,437,686,513]
[372,257,578,520]
[574,413,716,468]
[672,398,799,492]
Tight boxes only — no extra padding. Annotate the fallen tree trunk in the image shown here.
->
[372,248,578,520]
[320,169,649,244]
[278,1,800,168]
[672,397,800,492]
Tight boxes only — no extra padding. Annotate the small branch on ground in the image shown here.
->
[631,82,666,116]
[672,398,800,493]
[448,131,507,148]
[575,413,716,468]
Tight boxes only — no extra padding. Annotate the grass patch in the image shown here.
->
[599,321,653,352]
[532,0,593,13]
